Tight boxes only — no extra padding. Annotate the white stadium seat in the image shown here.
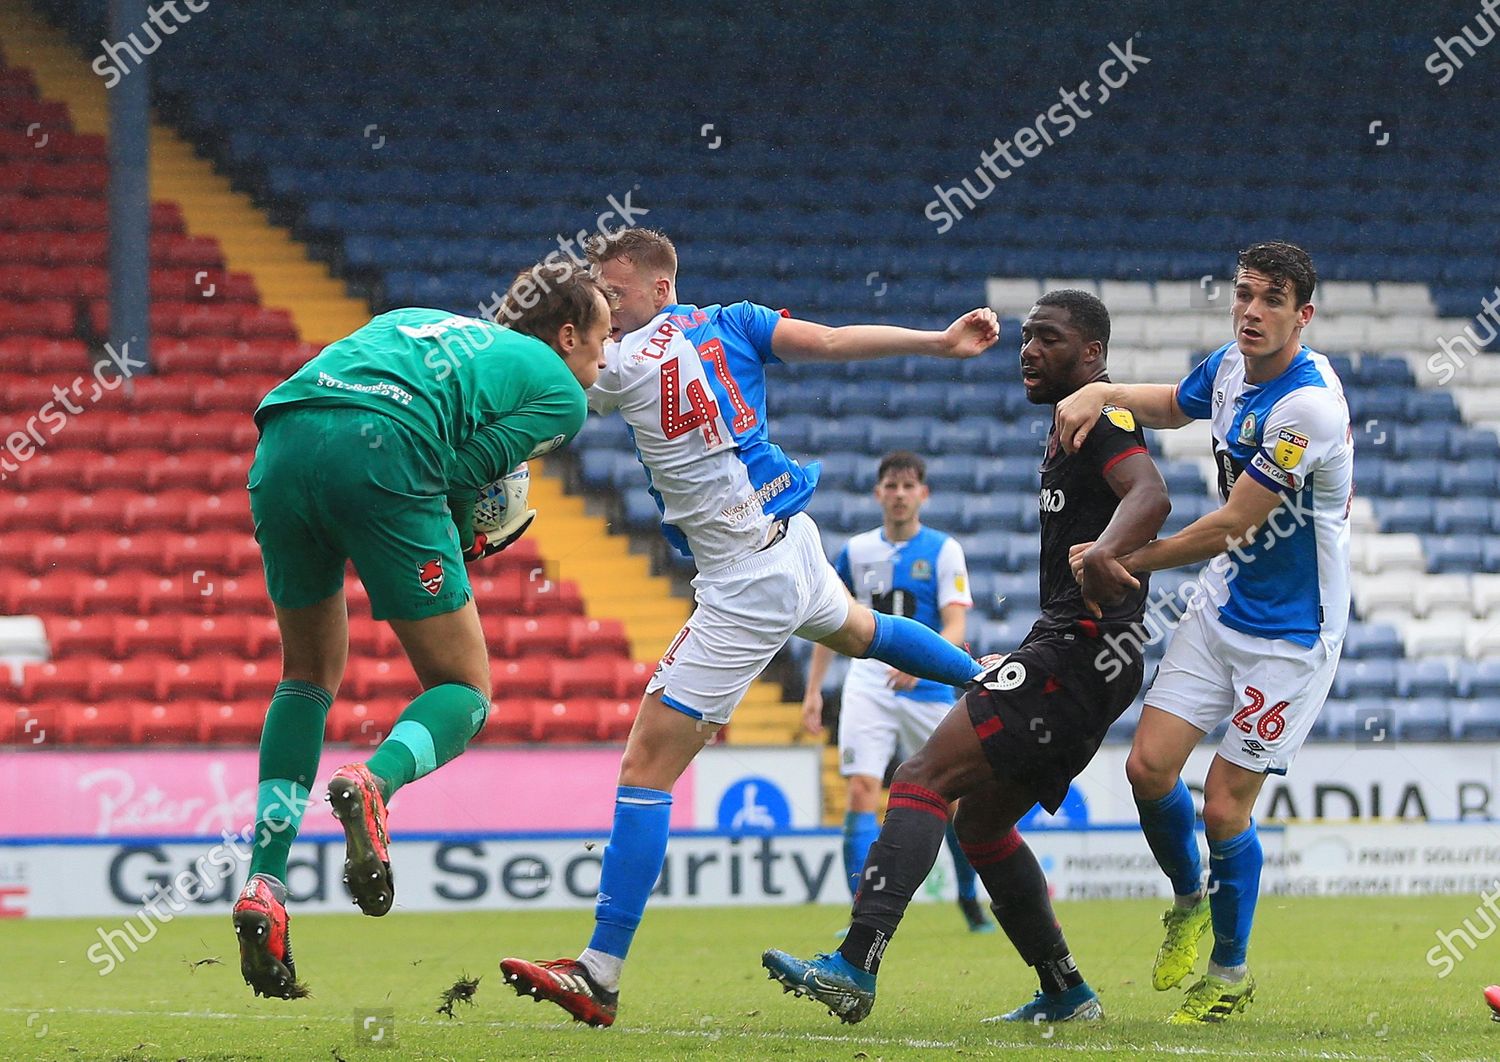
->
[1365,315,1426,352]
[1374,282,1435,316]
[1098,280,1157,312]
[1360,534,1426,574]
[1151,281,1200,312]
[985,278,1043,316]
[1317,281,1377,316]
[1401,619,1467,658]
[1472,575,1500,620]
[1414,574,1475,620]
[1044,277,1099,295]
[1355,572,1419,617]
[1305,315,1367,352]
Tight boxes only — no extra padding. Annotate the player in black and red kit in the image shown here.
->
[762,289,1172,1026]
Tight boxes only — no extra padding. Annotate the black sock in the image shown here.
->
[962,828,1085,995]
[837,781,951,975]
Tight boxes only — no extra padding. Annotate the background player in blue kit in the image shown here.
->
[1056,243,1353,1024]
[501,229,1000,1026]
[802,451,992,931]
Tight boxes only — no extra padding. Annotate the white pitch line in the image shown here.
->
[0,1007,1449,1060]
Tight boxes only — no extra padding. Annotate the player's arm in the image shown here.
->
[770,308,999,364]
[938,601,968,647]
[448,386,586,557]
[801,642,835,735]
[1055,382,1189,453]
[1109,472,1282,575]
[1075,451,1173,615]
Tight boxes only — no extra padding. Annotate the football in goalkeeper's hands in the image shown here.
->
[474,463,531,535]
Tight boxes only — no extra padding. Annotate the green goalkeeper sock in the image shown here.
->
[248,680,332,883]
[365,683,490,800]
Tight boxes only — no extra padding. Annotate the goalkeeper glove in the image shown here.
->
[462,508,536,563]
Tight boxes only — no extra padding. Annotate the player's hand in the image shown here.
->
[1055,381,1113,453]
[462,509,537,563]
[886,670,920,692]
[937,308,1001,360]
[1076,548,1139,618]
[801,690,824,736]
[1069,541,1095,582]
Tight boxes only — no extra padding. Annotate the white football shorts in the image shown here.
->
[648,512,850,725]
[837,664,954,778]
[1145,599,1341,774]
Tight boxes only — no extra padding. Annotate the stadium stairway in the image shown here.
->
[0,0,366,345]
[1,0,805,753]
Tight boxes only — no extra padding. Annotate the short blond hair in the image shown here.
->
[588,227,678,278]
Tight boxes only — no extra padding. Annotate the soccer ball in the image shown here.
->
[473,463,531,535]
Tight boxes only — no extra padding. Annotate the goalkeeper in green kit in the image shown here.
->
[232,262,611,999]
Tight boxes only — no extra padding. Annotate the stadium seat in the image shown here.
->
[530,698,598,742]
[200,701,267,744]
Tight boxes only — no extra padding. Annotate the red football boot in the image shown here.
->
[327,764,394,916]
[232,874,309,999]
[500,957,619,1027]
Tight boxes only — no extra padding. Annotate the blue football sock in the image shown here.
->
[1206,822,1262,969]
[843,811,880,897]
[863,612,980,686]
[588,786,672,961]
[944,823,980,901]
[1135,778,1203,898]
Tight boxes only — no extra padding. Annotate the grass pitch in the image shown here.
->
[3,895,1496,1060]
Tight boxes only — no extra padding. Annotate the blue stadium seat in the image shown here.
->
[1456,661,1500,699]
[1396,659,1454,698]
[1333,659,1398,700]
[1395,697,1452,741]
[1426,536,1485,573]
[1342,623,1402,660]
[1454,699,1500,741]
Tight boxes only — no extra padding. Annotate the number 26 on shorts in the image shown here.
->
[1231,685,1288,742]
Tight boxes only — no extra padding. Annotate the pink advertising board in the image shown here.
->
[0,748,696,839]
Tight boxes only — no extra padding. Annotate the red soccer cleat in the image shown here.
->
[1485,985,1500,1021]
[327,763,394,916]
[232,874,309,999]
[500,957,619,1027]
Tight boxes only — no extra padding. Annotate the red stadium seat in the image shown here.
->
[228,660,281,701]
[132,701,200,744]
[46,615,118,658]
[61,703,134,745]
[238,308,297,339]
[596,698,639,740]
[530,698,599,742]
[566,617,632,658]
[95,658,174,700]
[199,701,264,744]
[495,615,572,658]
[188,492,253,533]
[327,700,403,744]
[613,659,653,700]
[19,660,92,702]
[103,418,175,451]
[492,658,553,698]
[550,656,628,700]
[472,697,533,744]
[152,337,224,373]
[347,658,421,701]
[114,615,181,657]
[2,705,57,746]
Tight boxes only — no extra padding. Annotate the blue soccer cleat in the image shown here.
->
[982,982,1103,1024]
[762,949,876,1024]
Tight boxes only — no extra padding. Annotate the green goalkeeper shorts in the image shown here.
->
[247,406,472,621]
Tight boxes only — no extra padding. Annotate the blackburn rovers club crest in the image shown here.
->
[1237,411,1258,446]
[910,558,933,580]
[418,558,444,596]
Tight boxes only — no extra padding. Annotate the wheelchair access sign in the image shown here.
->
[717,777,792,833]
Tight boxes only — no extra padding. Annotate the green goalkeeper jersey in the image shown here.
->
[256,308,587,527]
